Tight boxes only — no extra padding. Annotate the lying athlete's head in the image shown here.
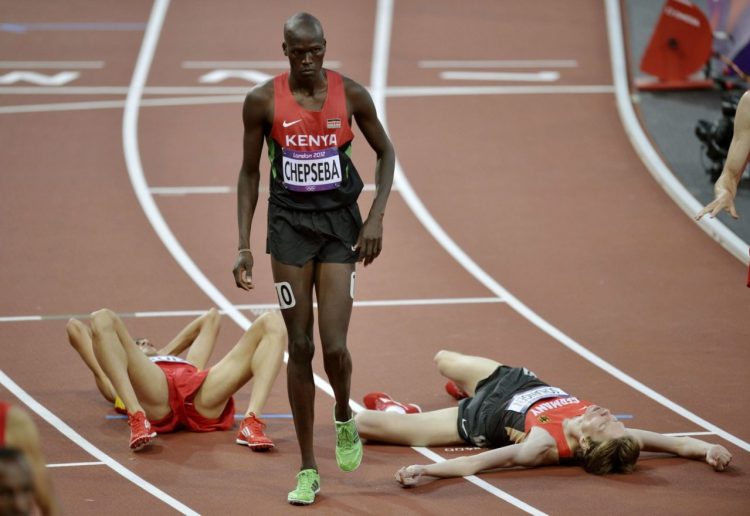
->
[0,448,34,516]
[134,338,157,357]
[575,405,639,474]
[282,12,326,79]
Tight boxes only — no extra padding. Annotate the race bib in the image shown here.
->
[282,147,342,192]
[506,386,568,413]
[149,355,192,365]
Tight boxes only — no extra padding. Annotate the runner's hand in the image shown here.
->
[694,191,739,221]
[233,250,254,290]
[355,217,383,266]
[395,465,425,487]
[706,444,732,471]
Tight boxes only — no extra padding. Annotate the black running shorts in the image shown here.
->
[457,365,548,448]
[266,202,362,267]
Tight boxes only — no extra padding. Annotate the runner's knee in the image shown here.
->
[89,308,117,335]
[434,349,461,374]
[65,318,86,346]
[287,335,315,362]
[255,311,287,340]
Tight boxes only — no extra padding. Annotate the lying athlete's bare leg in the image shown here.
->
[66,318,117,402]
[314,262,355,423]
[355,408,462,447]
[90,309,170,420]
[271,258,318,471]
[434,350,502,396]
[194,311,286,418]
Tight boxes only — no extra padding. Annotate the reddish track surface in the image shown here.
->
[1,1,748,514]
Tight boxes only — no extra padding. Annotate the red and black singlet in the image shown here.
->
[267,69,363,211]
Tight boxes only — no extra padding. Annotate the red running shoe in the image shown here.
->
[445,380,469,400]
[362,392,421,414]
[128,411,156,451]
[236,413,275,451]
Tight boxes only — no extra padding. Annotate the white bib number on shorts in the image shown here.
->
[282,146,342,192]
[275,281,296,309]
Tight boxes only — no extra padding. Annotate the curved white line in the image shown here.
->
[373,0,749,455]
[371,2,546,514]
[0,371,198,516]
[604,0,748,265]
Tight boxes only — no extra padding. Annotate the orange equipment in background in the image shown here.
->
[637,0,714,90]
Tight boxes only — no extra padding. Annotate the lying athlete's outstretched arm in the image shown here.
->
[628,429,732,471]
[395,429,557,486]
[158,308,221,364]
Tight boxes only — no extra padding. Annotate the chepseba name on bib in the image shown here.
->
[282,146,342,192]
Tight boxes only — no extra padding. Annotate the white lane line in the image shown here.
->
[604,0,748,265]
[47,462,105,468]
[440,71,560,82]
[385,85,614,97]
[182,60,342,69]
[663,432,716,437]
[148,183,391,195]
[0,86,250,95]
[0,298,503,323]
[149,186,234,195]
[0,61,105,69]
[0,86,615,115]
[372,2,544,515]
[0,370,198,516]
[420,59,579,68]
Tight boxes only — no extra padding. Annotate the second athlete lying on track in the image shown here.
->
[354,350,732,485]
[66,308,285,451]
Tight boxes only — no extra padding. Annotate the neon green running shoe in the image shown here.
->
[287,469,320,505]
[335,411,363,472]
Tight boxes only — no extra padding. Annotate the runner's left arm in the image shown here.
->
[628,428,732,471]
[157,309,221,369]
[347,79,395,266]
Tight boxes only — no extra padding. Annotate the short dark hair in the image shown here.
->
[577,435,640,474]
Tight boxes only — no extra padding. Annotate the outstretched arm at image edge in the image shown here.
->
[629,429,732,471]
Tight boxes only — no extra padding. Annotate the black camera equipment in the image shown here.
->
[694,81,746,182]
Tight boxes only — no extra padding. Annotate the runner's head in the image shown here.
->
[134,338,157,357]
[575,405,639,474]
[0,448,35,516]
[283,12,326,80]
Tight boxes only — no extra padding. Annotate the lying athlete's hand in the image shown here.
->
[232,250,254,290]
[395,465,425,487]
[706,444,732,471]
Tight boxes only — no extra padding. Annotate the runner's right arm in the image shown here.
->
[233,83,272,290]
[394,429,557,486]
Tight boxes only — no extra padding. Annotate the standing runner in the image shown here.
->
[232,12,396,505]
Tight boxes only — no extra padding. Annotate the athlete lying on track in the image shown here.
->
[354,350,732,485]
[66,308,285,452]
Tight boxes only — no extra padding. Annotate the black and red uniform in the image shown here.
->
[457,366,593,459]
[265,69,364,267]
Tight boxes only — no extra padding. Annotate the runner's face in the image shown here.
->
[0,461,35,516]
[135,338,157,357]
[283,30,326,79]
[579,405,626,442]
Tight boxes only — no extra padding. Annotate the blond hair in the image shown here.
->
[577,435,640,475]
